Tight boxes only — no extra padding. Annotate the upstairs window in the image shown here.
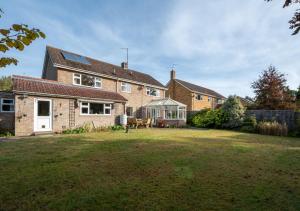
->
[80,102,112,115]
[121,82,131,93]
[146,87,160,97]
[1,98,14,112]
[195,94,203,101]
[73,73,102,88]
[73,73,81,85]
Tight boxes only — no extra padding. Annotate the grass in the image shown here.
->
[0,128,300,210]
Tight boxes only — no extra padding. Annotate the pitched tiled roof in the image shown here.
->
[46,46,165,89]
[12,75,127,102]
[175,79,225,99]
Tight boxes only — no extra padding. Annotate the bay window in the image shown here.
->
[80,102,112,115]
[1,98,14,112]
[146,87,160,97]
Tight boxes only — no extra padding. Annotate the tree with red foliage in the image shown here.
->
[266,0,300,35]
[251,66,295,110]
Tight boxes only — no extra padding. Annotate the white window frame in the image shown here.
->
[146,87,160,97]
[80,102,112,116]
[1,98,15,112]
[94,77,102,88]
[73,73,81,85]
[73,73,102,89]
[195,94,203,101]
[121,82,131,93]
[208,97,212,102]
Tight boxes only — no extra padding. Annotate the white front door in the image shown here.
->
[34,99,52,132]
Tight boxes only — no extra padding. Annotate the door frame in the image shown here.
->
[34,98,53,132]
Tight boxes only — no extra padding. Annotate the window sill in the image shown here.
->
[73,83,102,89]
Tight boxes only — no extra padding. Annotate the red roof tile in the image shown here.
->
[13,75,127,102]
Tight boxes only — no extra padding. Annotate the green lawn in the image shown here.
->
[0,129,300,210]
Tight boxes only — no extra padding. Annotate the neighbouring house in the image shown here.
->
[0,46,174,136]
[236,96,254,108]
[166,69,226,112]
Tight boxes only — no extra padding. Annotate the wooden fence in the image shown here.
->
[246,110,300,130]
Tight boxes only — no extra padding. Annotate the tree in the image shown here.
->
[221,96,245,128]
[0,8,45,68]
[266,0,300,35]
[0,75,12,91]
[251,65,295,110]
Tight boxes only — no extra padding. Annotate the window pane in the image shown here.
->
[105,108,111,114]
[81,74,95,87]
[2,105,14,112]
[81,107,88,114]
[38,101,50,116]
[2,99,13,104]
[82,102,88,106]
[89,103,103,114]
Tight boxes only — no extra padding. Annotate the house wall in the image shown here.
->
[42,55,57,80]
[167,80,221,111]
[192,94,215,111]
[14,94,125,136]
[55,68,165,118]
[166,80,193,111]
[0,92,15,132]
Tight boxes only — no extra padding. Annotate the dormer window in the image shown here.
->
[121,82,131,93]
[146,87,160,97]
[73,73,102,88]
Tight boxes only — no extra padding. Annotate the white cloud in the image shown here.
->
[160,0,300,96]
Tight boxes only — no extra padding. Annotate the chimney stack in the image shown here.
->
[121,62,128,70]
[170,69,176,80]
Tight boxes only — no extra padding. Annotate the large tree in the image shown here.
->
[266,0,300,35]
[0,8,45,68]
[251,66,295,110]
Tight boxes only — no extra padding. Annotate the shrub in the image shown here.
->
[0,131,13,137]
[109,125,124,131]
[243,115,257,127]
[192,109,226,128]
[257,121,288,136]
[62,126,87,134]
[221,96,245,129]
[239,115,257,133]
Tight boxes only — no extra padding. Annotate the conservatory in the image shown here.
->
[144,98,187,127]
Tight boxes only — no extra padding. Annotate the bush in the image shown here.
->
[221,96,245,129]
[192,109,226,128]
[0,131,13,137]
[62,126,87,134]
[109,125,124,131]
[257,121,288,136]
[240,115,257,133]
[242,115,257,128]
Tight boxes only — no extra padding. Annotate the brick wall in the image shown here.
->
[0,92,15,132]
[55,68,165,118]
[14,94,125,136]
[166,80,192,110]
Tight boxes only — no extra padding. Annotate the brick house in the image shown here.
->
[166,69,226,111]
[0,46,167,136]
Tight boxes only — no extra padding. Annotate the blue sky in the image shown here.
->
[1,0,300,97]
